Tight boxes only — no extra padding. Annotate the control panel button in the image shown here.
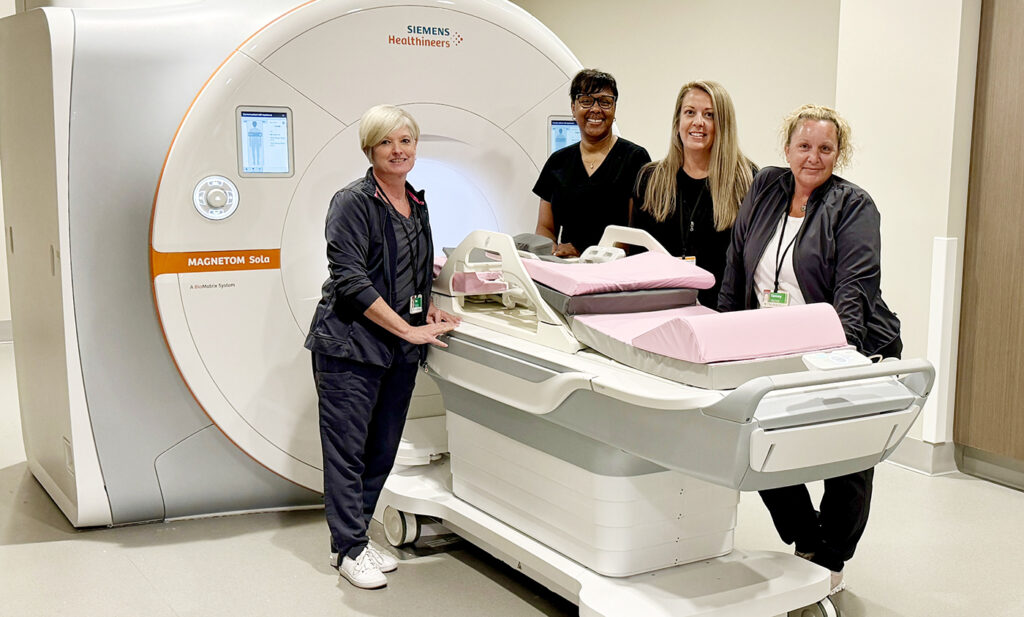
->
[193,176,239,220]
[207,188,228,208]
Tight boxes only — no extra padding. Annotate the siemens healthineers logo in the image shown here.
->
[388,24,464,49]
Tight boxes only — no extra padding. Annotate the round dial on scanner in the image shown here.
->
[193,176,239,220]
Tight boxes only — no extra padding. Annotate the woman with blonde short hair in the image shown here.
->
[630,80,754,308]
[306,104,459,590]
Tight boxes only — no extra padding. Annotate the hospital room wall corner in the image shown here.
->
[835,0,981,475]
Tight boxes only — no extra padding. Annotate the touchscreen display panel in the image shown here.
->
[549,118,581,154]
[239,109,291,175]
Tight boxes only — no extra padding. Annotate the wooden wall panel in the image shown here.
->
[955,0,1024,460]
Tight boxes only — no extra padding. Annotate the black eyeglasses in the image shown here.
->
[575,94,617,110]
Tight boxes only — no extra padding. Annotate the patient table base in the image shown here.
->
[377,460,833,617]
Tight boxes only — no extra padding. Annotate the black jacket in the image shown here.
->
[305,168,434,366]
[718,166,900,355]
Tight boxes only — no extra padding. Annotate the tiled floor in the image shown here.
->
[2,341,1023,617]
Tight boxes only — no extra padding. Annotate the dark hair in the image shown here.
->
[570,69,618,100]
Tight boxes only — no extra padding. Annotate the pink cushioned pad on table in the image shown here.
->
[433,256,447,278]
[575,305,717,343]
[629,303,848,363]
[451,271,508,294]
[521,252,714,296]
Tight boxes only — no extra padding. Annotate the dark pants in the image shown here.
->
[758,337,901,573]
[313,352,419,560]
[758,468,874,572]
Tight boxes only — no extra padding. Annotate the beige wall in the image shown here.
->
[836,0,977,360]
[0,1,15,324]
[834,0,979,450]
[512,0,840,168]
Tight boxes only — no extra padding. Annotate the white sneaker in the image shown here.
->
[829,570,846,595]
[795,550,845,595]
[331,543,398,573]
[338,547,387,589]
[365,544,398,573]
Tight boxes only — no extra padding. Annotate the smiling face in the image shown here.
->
[572,87,616,142]
[370,127,417,179]
[677,88,715,155]
[785,119,838,193]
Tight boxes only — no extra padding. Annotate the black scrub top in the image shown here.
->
[631,167,732,309]
[533,137,650,252]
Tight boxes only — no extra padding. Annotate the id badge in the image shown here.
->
[762,290,790,307]
[410,293,424,314]
[682,256,697,265]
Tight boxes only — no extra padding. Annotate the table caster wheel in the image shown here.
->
[383,506,420,547]
[790,596,839,617]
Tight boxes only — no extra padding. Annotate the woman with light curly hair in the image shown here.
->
[718,103,902,595]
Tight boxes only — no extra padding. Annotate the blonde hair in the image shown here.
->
[358,105,420,161]
[638,81,753,231]
[781,104,852,170]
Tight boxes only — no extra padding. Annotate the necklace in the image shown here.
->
[583,152,604,171]
[581,137,615,173]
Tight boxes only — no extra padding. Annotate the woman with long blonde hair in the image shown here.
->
[630,80,754,308]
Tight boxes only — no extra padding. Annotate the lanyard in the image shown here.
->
[773,213,800,293]
[677,181,707,256]
[374,178,426,295]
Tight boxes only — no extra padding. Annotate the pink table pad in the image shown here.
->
[631,303,848,363]
[521,252,714,296]
[574,305,717,343]
[433,256,447,278]
[451,271,508,294]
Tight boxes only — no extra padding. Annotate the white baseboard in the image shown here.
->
[887,436,957,476]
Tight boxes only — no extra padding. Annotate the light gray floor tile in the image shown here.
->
[735,465,1024,617]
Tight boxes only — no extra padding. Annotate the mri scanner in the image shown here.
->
[0,1,934,615]
[0,0,574,525]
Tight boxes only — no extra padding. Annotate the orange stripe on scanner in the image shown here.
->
[151,249,281,276]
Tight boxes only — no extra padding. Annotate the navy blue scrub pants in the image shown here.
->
[313,352,419,560]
